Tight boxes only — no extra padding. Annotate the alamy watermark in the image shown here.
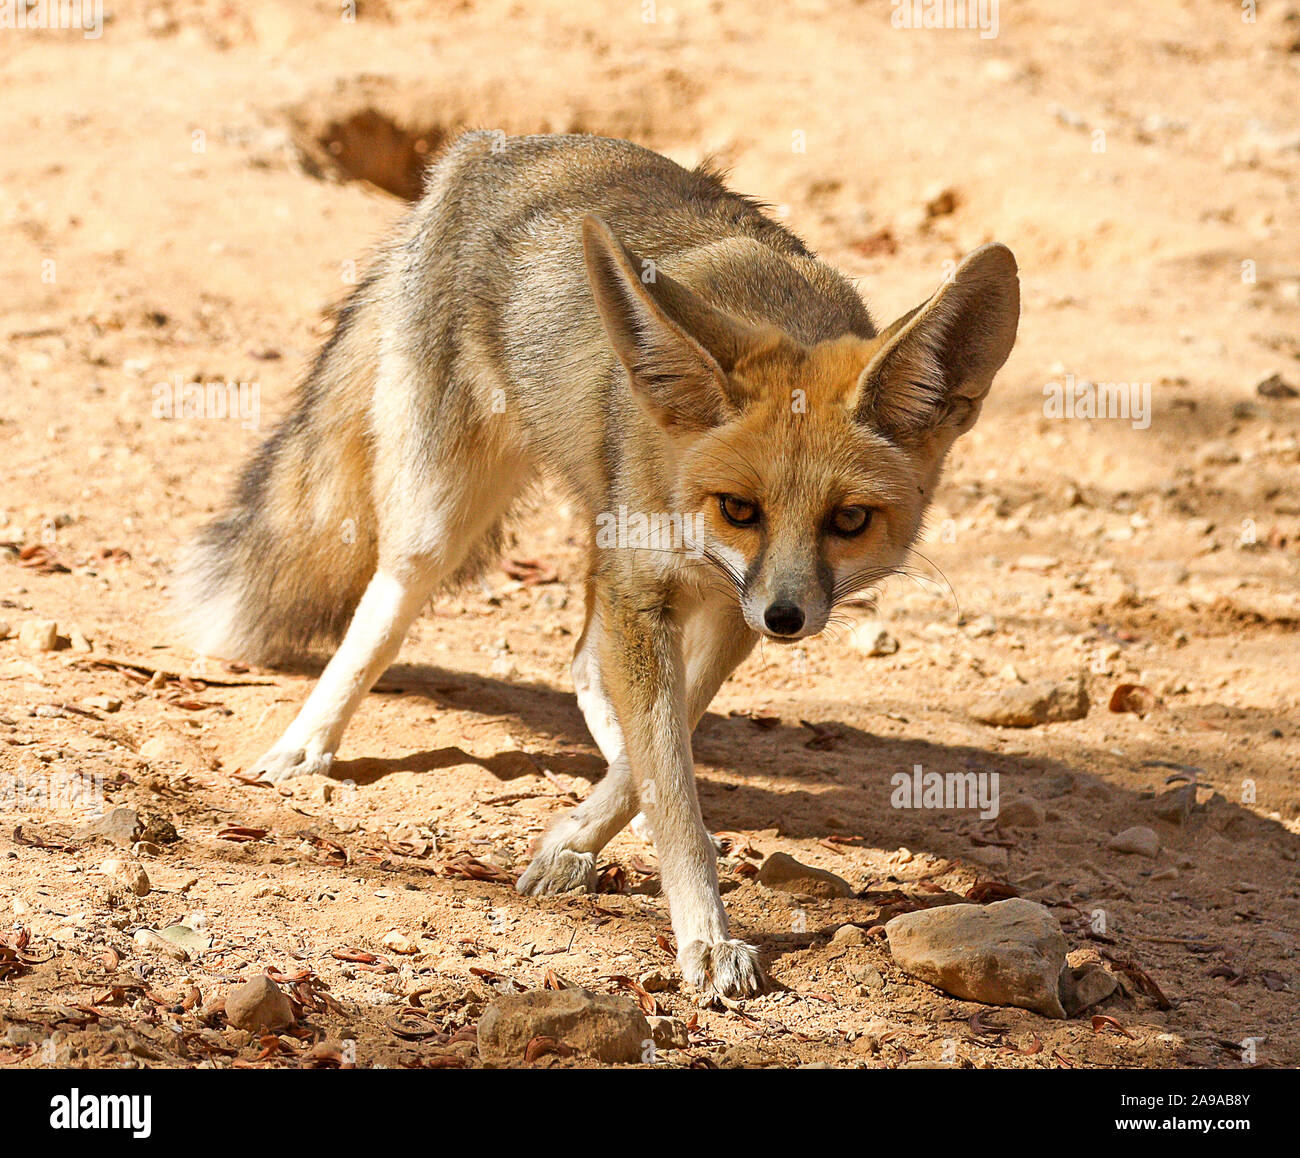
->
[891,763,1000,819]
[891,0,999,39]
[151,375,261,430]
[0,0,102,38]
[595,506,706,559]
[1042,373,1151,430]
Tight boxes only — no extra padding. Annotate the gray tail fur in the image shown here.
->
[172,275,384,666]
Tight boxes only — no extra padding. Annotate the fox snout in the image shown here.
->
[736,546,832,641]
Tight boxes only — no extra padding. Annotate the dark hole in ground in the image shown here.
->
[315,109,447,201]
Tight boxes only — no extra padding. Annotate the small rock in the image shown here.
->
[844,955,886,990]
[647,1014,690,1050]
[967,677,1089,727]
[100,858,150,897]
[999,798,1045,828]
[67,627,93,653]
[82,806,142,847]
[141,815,179,844]
[758,851,854,899]
[885,897,1068,1018]
[965,614,997,638]
[1256,372,1298,399]
[155,924,211,955]
[849,620,899,656]
[133,928,190,962]
[0,620,11,640]
[638,967,677,993]
[1197,441,1240,466]
[381,930,419,955]
[831,923,870,946]
[1108,826,1160,857]
[225,976,296,1033]
[17,620,59,653]
[1013,554,1060,572]
[84,696,122,713]
[476,988,650,1064]
[1059,963,1118,1016]
[1149,784,1196,825]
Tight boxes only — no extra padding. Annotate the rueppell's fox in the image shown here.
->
[178,132,1019,999]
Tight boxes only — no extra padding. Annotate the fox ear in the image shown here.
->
[853,243,1019,440]
[582,215,754,432]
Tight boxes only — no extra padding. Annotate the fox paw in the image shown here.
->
[516,848,597,896]
[679,938,766,1002]
[250,745,335,783]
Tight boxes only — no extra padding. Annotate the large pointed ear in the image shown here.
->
[582,215,758,432]
[853,243,1019,440]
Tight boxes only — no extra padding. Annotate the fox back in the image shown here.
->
[176,131,1018,660]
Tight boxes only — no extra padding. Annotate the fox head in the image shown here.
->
[583,215,1019,640]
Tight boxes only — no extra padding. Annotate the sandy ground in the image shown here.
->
[1,0,1298,1069]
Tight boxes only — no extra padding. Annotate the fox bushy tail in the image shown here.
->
[172,280,383,666]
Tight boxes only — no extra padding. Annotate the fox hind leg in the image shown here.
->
[250,395,530,782]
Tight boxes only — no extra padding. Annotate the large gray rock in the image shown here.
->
[477,988,651,1064]
[885,897,1068,1018]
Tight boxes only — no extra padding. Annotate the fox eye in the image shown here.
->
[719,494,761,527]
[830,506,872,537]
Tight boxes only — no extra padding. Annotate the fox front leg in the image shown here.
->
[598,589,765,1002]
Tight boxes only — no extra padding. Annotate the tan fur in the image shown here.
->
[176,132,1019,999]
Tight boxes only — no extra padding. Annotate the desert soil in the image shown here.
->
[1,0,1298,1069]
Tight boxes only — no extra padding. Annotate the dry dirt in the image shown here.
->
[1,0,1298,1070]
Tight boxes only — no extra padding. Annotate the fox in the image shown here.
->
[176,131,1019,1001]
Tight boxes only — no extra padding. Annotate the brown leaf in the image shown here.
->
[440,854,516,885]
[1091,1014,1133,1038]
[595,864,627,894]
[966,880,1020,903]
[502,558,559,585]
[525,1035,573,1063]
[605,974,658,1017]
[217,825,269,842]
[17,542,70,573]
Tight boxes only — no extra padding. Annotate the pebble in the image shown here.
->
[0,620,10,640]
[998,798,1045,828]
[82,806,143,847]
[100,858,150,897]
[885,898,1068,1018]
[225,975,296,1033]
[965,614,997,638]
[849,621,899,657]
[381,930,419,955]
[647,1014,690,1050]
[476,988,650,1064]
[967,677,1089,727]
[1197,441,1240,466]
[1256,372,1298,399]
[133,928,190,962]
[1108,825,1160,857]
[17,620,59,653]
[85,696,122,713]
[638,967,677,993]
[758,851,854,899]
[1059,963,1118,1016]
[831,923,871,946]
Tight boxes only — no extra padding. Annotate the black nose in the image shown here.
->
[764,602,805,636]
